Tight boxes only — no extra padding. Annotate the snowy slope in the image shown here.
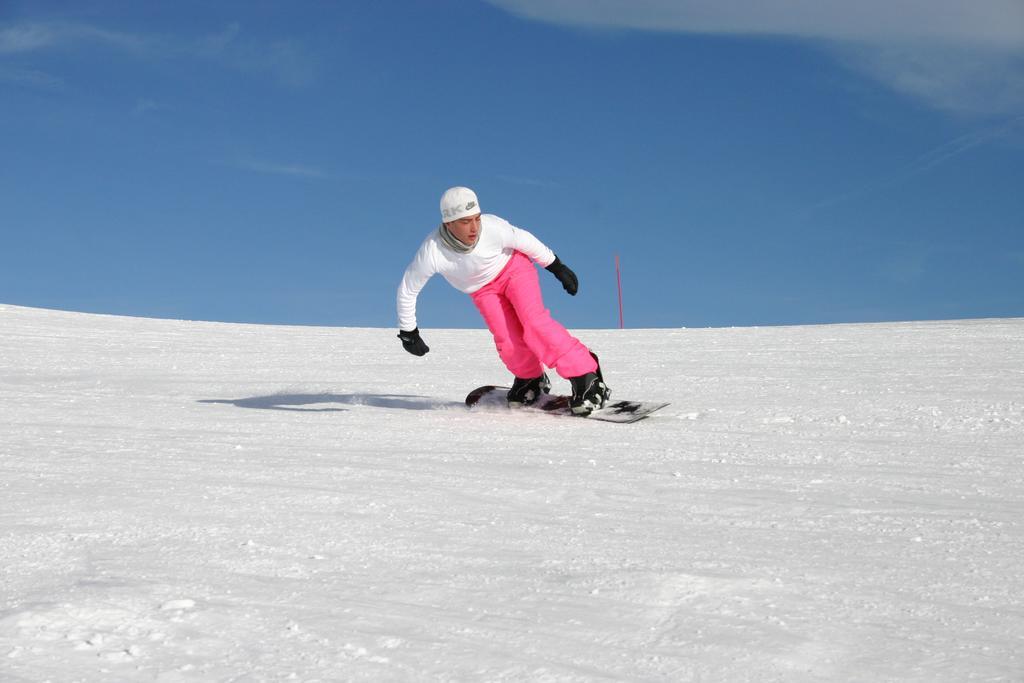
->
[1,303,1022,682]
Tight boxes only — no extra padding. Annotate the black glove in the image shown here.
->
[397,328,429,356]
[545,256,578,296]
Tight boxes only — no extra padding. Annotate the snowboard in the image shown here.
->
[465,385,669,424]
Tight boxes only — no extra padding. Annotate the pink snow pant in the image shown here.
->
[471,252,598,380]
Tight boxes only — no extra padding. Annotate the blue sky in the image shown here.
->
[2,0,1022,329]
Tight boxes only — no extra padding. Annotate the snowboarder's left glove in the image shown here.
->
[397,328,429,356]
[546,256,578,296]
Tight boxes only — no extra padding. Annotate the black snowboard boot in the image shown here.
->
[569,354,610,416]
[507,372,551,408]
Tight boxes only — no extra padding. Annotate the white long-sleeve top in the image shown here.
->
[396,213,556,331]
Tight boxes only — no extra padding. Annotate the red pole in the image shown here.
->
[615,254,624,329]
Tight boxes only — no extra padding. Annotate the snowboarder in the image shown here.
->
[396,187,610,416]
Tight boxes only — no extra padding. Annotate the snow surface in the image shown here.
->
[1,303,1022,682]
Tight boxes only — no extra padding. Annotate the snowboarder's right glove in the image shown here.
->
[397,328,430,357]
[545,256,578,296]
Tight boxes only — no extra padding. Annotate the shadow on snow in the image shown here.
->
[198,393,463,413]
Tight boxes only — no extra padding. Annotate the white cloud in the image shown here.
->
[793,115,1024,218]
[899,115,1024,173]
[0,24,58,52]
[836,45,1024,116]
[0,65,65,90]
[197,22,243,57]
[190,22,315,87]
[486,0,1024,46]
[132,98,165,116]
[484,0,1024,114]
[0,20,314,87]
[0,22,147,54]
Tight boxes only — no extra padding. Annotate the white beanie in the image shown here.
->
[440,186,481,222]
